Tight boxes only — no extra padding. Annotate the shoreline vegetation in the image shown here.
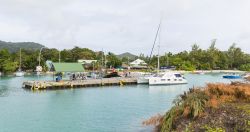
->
[0,70,247,76]
[143,79,250,131]
[0,40,250,74]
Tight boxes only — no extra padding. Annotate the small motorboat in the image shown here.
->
[242,73,250,79]
[223,73,241,79]
[192,71,205,75]
[15,69,25,77]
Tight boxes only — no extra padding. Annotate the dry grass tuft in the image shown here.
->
[142,114,163,126]
[145,82,250,132]
[206,83,250,102]
[207,96,219,108]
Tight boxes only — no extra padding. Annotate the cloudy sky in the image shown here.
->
[0,0,250,55]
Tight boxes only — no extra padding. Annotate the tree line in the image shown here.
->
[0,46,122,73]
[145,40,250,71]
[0,41,250,73]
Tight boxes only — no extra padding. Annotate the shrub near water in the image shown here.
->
[160,89,209,131]
[144,83,250,132]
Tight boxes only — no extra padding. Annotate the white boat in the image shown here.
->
[148,71,187,85]
[193,70,205,75]
[15,70,25,77]
[137,74,152,84]
[15,48,24,77]
[243,73,250,79]
[137,19,188,85]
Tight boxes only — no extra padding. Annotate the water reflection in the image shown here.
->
[0,87,9,97]
[148,84,189,94]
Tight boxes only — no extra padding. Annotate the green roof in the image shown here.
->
[52,63,84,72]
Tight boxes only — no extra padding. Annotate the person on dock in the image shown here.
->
[56,72,63,82]
[72,73,76,80]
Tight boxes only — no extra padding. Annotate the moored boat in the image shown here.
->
[223,73,241,79]
[15,48,24,77]
[148,71,188,85]
[15,70,25,77]
[242,73,250,79]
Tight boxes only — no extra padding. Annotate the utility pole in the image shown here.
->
[166,52,169,66]
[104,53,107,68]
[101,49,104,68]
[127,57,129,65]
[59,50,61,63]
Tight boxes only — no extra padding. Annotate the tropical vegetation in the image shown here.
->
[143,82,250,131]
[0,40,250,73]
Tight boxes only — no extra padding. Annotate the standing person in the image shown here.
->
[72,73,76,80]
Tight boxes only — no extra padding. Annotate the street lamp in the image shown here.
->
[39,47,46,66]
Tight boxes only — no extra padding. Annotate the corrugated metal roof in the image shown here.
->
[52,63,84,72]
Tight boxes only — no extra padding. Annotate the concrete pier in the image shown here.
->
[22,77,137,90]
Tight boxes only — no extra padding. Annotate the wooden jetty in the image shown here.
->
[22,77,138,90]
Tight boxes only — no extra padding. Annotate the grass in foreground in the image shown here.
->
[143,82,250,132]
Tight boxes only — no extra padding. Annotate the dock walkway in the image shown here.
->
[23,77,137,90]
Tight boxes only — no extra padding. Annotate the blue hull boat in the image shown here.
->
[223,75,241,79]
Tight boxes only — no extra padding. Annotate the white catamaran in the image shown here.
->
[137,19,188,85]
[15,48,25,77]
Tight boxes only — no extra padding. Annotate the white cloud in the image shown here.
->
[0,0,250,54]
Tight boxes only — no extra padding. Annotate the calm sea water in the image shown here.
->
[0,73,239,132]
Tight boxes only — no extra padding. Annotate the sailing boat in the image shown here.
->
[15,48,25,77]
[137,18,188,85]
[137,19,162,84]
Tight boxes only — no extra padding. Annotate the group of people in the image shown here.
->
[70,73,87,80]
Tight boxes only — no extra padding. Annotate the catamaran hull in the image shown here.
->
[149,78,188,85]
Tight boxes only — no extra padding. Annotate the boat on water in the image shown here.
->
[15,48,25,77]
[242,73,250,79]
[223,73,241,79]
[15,69,24,77]
[137,73,153,84]
[192,70,205,75]
[137,19,188,85]
[148,71,187,85]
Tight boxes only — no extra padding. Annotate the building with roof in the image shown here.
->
[130,59,147,69]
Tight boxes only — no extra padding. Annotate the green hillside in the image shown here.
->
[0,40,45,52]
[117,52,137,60]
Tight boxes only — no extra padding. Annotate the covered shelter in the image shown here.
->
[51,63,85,81]
[51,63,84,72]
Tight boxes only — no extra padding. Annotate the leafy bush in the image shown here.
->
[239,64,250,71]
[160,89,209,131]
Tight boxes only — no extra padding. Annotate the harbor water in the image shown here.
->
[0,73,239,132]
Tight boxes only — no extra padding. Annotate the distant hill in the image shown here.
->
[0,40,45,52]
[117,52,137,60]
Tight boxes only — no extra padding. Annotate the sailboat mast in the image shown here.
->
[101,49,104,68]
[157,45,160,73]
[19,48,21,70]
[157,20,161,74]
[148,19,162,64]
